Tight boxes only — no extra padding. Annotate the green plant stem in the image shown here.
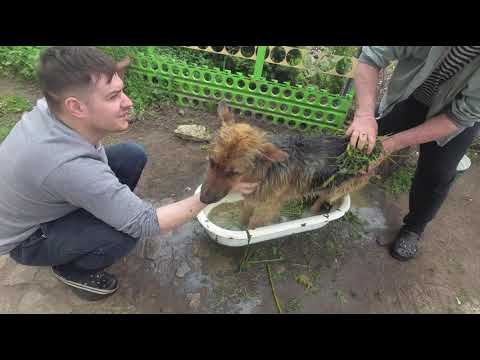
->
[266,263,283,314]
[238,229,252,272]
[249,258,284,264]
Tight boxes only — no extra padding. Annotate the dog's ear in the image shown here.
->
[258,143,289,162]
[218,101,235,125]
[116,56,130,80]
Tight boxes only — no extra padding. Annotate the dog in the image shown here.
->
[200,101,370,229]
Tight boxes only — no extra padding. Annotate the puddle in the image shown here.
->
[349,184,404,245]
[351,207,388,231]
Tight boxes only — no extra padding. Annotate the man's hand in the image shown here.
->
[361,136,396,175]
[346,112,378,154]
[362,152,385,175]
[231,181,258,195]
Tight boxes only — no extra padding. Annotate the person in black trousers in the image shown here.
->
[347,46,480,261]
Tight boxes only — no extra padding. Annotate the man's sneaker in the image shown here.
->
[52,266,118,301]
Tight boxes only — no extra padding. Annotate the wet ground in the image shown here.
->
[1,76,480,314]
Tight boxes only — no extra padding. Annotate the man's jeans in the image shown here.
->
[10,142,148,274]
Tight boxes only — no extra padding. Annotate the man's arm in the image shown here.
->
[364,114,461,174]
[347,46,416,154]
[346,62,380,154]
[155,181,258,233]
[155,193,206,233]
[382,114,460,155]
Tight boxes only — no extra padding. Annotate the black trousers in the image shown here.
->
[10,142,148,274]
[377,96,480,234]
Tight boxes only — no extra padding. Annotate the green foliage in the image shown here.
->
[467,136,480,160]
[383,164,415,197]
[286,297,304,312]
[0,46,42,81]
[0,95,33,141]
[336,139,384,177]
[0,116,16,142]
[0,95,32,117]
[301,46,359,94]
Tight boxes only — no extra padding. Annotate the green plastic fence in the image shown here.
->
[0,46,356,131]
[131,48,354,131]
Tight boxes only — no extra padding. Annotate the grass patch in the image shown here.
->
[0,95,32,142]
[295,274,314,290]
[382,164,415,198]
[467,137,480,161]
[0,114,17,142]
[286,297,304,313]
[0,95,32,117]
[335,289,348,304]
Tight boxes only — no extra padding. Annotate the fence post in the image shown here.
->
[253,46,267,79]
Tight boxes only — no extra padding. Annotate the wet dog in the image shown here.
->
[200,101,370,228]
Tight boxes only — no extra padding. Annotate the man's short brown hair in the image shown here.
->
[37,46,117,113]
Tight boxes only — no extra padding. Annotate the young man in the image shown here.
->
[0,46,257,300]
[347,46,480,261]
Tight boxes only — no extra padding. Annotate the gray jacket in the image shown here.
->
[359,46,480,145]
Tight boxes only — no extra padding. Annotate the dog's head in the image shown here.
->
[200,101,288,204]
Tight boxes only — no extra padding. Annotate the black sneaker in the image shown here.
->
[52,266,118,301]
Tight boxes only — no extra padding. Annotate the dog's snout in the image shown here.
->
[200,192,213,204]
[200,186,228,204]
[200,188,217,204]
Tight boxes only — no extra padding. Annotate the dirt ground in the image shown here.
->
[1,76,480,314]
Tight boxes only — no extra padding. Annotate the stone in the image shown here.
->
[186,292,201,310]
[18,289,72,313]
[0,255,9,270]
[190,257,202,272]
[192,241,211,258]
[0,286,27,313]
[144,236,172,261]
[3,265,39,286]
[34,268,60,289]
[174,124,212,142]
[176,261,191,278]
[153,260,176,286]
[133,237,148,258]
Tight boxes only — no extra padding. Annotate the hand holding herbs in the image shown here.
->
[337,137,386,176]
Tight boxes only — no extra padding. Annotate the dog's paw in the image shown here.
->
[247,217,272,229]
[311,201,333,214]
[247,220,263,229]
[321,202,333,212]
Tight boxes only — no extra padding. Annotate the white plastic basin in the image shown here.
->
[195,185,351,247]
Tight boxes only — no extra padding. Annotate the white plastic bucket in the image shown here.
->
[195,185,351,247]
